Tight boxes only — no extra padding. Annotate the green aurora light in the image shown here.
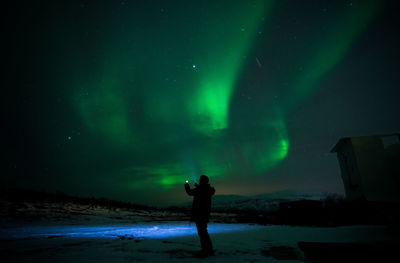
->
[71,0,383,190]
[5,0,394,205]
[283,0,384,112]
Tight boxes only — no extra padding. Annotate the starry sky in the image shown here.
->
[3,0,400,206]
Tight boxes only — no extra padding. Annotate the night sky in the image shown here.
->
[4,0,400,205]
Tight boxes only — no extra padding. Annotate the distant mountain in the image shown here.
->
[252,189,328,201]
[210,190,329,212]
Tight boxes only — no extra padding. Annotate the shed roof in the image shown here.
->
[330,137,350,153]
[330,133,400,153]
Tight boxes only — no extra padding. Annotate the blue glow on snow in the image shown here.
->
[0,223,262,240]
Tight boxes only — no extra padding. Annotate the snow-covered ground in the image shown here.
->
[1,193,398,262]
[0,221,396,263]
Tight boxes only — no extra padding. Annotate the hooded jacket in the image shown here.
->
[185,183,215,222]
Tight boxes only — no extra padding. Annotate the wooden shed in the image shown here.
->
[331,134,400,203]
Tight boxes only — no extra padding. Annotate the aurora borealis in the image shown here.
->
[4,0,400,205]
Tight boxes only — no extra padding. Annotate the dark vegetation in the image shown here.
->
[210,195,397,227]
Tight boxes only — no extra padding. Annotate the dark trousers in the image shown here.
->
[195,221,213,252]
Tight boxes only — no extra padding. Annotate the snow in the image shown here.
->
[0,223,261,240]
[1,195,397,262]
[0,222,395,263]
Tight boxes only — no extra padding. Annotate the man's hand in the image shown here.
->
[185,182,195,196]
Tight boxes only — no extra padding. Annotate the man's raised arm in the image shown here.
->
[185,183,196,196]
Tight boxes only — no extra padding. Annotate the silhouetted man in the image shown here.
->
[185,175,215,256]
